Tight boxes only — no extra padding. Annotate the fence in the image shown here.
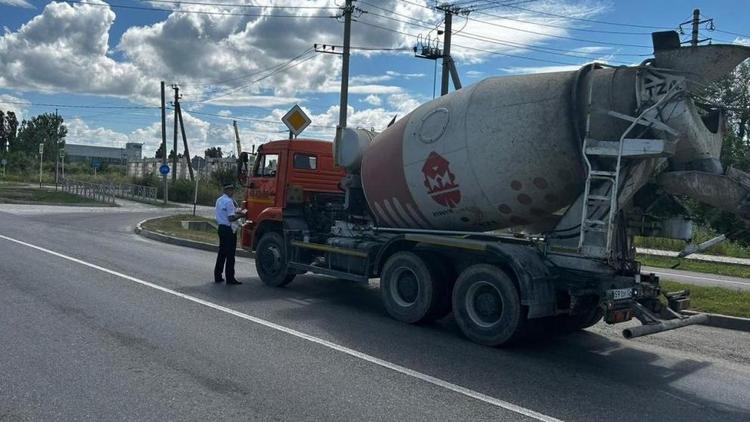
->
[61,180,158,204]
[111,182,158,203]
[61,179,116,204]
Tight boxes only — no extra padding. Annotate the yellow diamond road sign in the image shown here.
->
[282,104,311,136]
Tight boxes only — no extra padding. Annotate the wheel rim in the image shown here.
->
[390,267,420,307]
[260,243,282,276]
[465,281,504,328]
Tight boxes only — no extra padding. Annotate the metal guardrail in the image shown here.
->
[111,182,158,203]
[60,179,116,204]
[61,180,158,204]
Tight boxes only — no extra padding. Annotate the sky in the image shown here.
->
[1,0,749,158]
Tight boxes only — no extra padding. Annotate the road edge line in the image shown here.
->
[0,233,562,422]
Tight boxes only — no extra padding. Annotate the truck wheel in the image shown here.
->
[562,306,604,331]
[380,251,448,324]
[255,232,295,287]
[452,264,523,346]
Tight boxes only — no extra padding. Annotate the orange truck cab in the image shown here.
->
[240,139,344,251]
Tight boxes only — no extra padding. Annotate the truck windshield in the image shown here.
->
[254,153,279,177]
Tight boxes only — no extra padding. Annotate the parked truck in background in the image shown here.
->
[238,31,750,346]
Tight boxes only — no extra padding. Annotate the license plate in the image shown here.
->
[610,288,633,300]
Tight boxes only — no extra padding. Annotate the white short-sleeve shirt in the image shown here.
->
[215,194,236,226]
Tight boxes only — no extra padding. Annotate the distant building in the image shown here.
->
[127,155,243,180]
[66,142,142,166]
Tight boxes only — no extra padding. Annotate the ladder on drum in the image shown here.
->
[577,74,682,258]
[577,81,625,258]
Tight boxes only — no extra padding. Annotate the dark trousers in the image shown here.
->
[214,225,236,281]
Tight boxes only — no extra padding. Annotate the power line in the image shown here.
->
[0,100,159,110]
[66,1,339,19]
[136,0,339,10]
[361,2,651,57]
[714,28,750,39]
[355,18,585,66]
[192,52,318,104]
[360,8,637,64]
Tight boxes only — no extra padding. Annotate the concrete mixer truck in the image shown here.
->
[238,31,750,346]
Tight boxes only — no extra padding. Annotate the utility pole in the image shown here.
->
[691,9,700,47]
[175,102,194,182]
[54,108,59,190]
[436,3,464,96]
[335,0,354,144]
[233,120,242,156]
[680,8,713,46]
[160,81,168,204]
[172,84,180,182]
[440,8,452,96]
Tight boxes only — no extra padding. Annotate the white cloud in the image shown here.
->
[386,71,425,79]
[573,46,611,54]
[734,37,750,46]
[0,0,33,8]
[217,110,232,117]
[0,1,154,102]
[0,94,30,120]
[465,70,485,79]
[204,95,302,108]
[362,94,382,106]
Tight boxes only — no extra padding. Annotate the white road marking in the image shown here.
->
[0,233,562,422]
[645,270,750,287]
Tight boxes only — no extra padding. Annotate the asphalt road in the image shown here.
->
[1,205,750,421]
[642,266,750,291]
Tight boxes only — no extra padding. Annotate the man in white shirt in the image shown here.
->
[214,184,244,285]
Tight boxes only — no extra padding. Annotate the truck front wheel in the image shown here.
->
[255,232,295,287]
[380,251,449,324]
[452,264,524,346]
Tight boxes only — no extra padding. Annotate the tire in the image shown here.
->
[563,306,604,331]
[380,251,449,324]
[255,232,296,287]
[452,264,524,346]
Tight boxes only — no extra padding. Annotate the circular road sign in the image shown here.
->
[159,164,170,175]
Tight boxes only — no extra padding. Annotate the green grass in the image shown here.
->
[634,226,750,258]
[638,254,750,279]
[0,185,113,206]
[141,214,219,245]
[661,280,750,318]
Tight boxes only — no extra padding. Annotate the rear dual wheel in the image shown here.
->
[452,264,524,346]
[380,251,452,324]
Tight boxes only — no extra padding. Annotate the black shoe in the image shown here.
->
[214,277,225,283]
[226,279,243,285]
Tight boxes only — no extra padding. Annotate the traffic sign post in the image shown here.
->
[160,164,170,204]
[281,104,311,139]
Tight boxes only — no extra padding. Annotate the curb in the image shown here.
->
[134,217,750,334]
[683,310,750,333]
[135,217,254,258]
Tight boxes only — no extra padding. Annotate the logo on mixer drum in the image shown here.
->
[422,151,461,208]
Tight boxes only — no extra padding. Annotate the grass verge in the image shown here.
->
[638,254,750,279]
[661,280,750,318]
[0,185,113,206]
[141,214,218,245]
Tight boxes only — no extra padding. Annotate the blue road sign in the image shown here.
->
[159,164,170,175]
[91,159,101,169]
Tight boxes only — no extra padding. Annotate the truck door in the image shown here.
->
[247,152,279,220]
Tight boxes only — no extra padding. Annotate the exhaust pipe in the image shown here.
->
[623,313,709,339]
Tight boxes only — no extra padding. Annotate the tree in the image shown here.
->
[155,143,165,159]
[205,146,223,158]
[0,110,18,153]
[14,112,66,161]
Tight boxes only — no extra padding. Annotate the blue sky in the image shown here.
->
[1,0,748,157]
